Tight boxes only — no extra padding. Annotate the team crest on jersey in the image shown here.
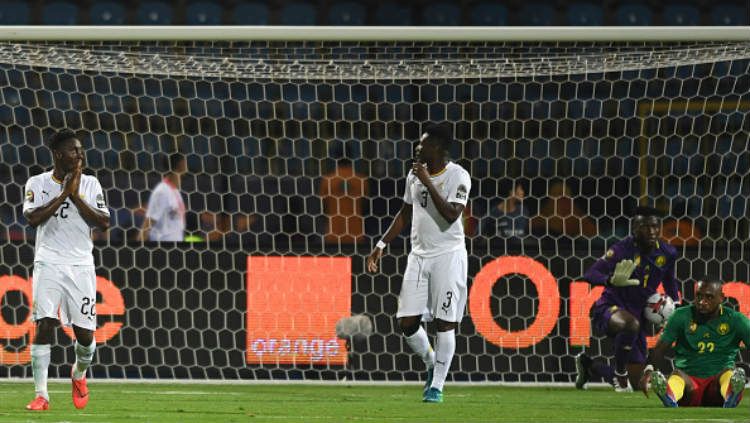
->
[689,322,697,333]
[718,323,729,335]
[25,190,34,202]
[655,256,666,267]
[456,184,467,200]
[96,194,106,208]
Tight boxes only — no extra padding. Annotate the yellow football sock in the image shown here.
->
[719,370,733,399]
[667,375,686,401]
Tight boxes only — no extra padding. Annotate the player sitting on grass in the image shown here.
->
[639,278,749,408]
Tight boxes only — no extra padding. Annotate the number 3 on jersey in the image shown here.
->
[53,201,70,219]
[420,190,428,208]
[441,291,453,313]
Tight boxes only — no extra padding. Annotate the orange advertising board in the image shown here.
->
[0,275,125,365]
[245,256,351,365]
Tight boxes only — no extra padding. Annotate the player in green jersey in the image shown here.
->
[638,279,749,407]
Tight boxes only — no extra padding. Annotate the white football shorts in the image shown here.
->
[396,248,468,323]
[32,262,98,331]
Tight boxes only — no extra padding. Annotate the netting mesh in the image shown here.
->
[1,41,749,79]
[0,39,749,381]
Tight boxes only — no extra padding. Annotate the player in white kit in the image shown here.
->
[367,123,471,403]
[22,129,110,411]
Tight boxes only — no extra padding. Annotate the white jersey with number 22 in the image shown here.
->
[23,171,109,265]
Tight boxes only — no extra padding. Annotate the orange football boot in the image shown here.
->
[71,369,90,409]
[25,396,49,411]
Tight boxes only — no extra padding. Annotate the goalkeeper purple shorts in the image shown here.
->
[591,302,648,364]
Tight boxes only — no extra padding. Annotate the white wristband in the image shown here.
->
[643,364,654,374]
[376,240,387,250]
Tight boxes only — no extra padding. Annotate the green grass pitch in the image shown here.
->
[0,382,747,422]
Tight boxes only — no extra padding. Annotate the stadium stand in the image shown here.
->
[90,1,126,25]
[135,1,174,25]
[662,4,701,25]
[186,1,224,25]
[567,3,603,26]
[41,1,79,25]
[231,2,270,25]
[328,2,366,26]
[0,1,743,26]
[468,2,508,26]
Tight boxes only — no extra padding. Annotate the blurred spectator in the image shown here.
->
[0,205,28,241]
[530,179,597,238]
[320,159,368,244]
[481,179,528,238]
[139,154,187,242]
[660,218,702,247]
[200,211,227,242]
[117,204,146,243]
[199,211,257,244]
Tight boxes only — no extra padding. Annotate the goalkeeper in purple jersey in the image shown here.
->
[575,206,681,392]
[639,279,749,407]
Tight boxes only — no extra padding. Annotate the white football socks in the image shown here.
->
[31,344,51,400]
[405,326,435,369]
[431,329,455,392]
[73,339,96,380]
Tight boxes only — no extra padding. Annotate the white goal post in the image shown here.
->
[0,27,748,385]
[0,25,747,41]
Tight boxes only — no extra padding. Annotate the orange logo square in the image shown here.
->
[246,256,351,365]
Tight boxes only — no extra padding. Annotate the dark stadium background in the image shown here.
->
[0,0,748,383]
[0,1,747,26]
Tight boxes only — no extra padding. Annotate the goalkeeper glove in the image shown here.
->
[609,259,639,287]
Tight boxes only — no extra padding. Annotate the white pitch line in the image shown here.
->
[0,378,629,388]
[47,389,244,396]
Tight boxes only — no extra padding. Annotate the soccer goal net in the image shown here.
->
[0,27,749,383]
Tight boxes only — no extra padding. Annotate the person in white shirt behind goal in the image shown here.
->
[22,129,110,411]
[367,123,471,403]
[139,153,187,242]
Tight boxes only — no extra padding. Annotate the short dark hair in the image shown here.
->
[423,122,453,152]
[47,129,77,151]
[633,206,663,218]
[696,277,723,290]
[497,178,526,197]
[168,153,185,172]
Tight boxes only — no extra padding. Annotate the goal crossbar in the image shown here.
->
[0,26,747,41]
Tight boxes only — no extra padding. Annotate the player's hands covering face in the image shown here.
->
[64,162,82,198]
[412,161,430,185]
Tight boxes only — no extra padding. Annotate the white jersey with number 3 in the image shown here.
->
[23,171,109,265]
[403,161,470,257]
